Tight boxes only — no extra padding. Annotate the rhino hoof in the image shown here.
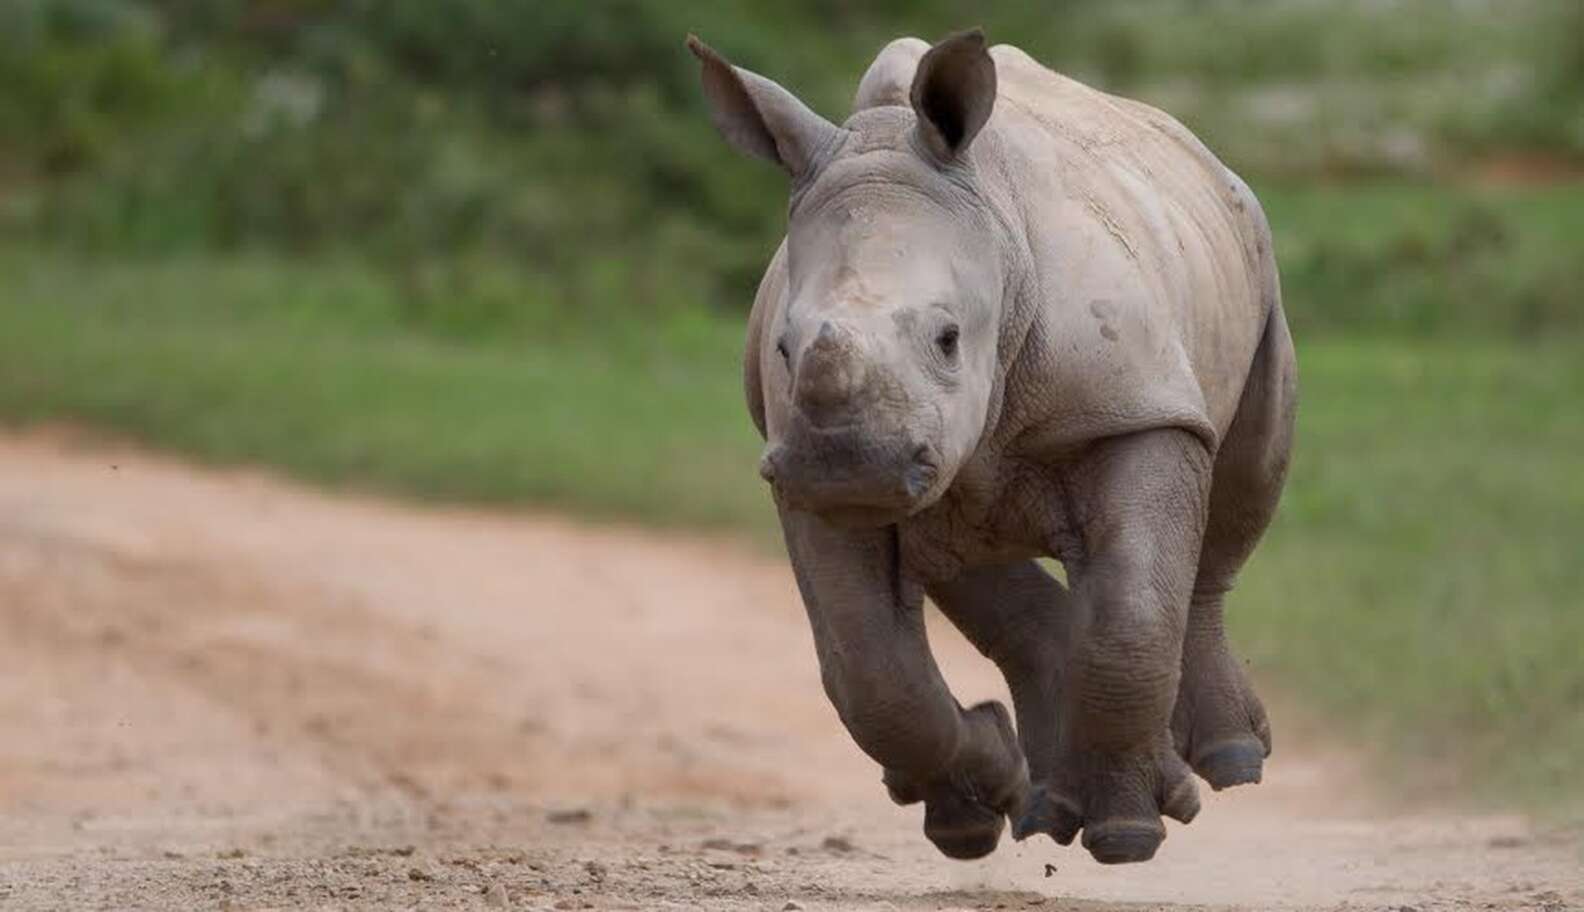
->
[923,788,1004,860]
[1192,738,1265,791]
[1081,819,1165,865]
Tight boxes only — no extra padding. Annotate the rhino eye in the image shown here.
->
[775,336,790,362]
[935,324,960,359]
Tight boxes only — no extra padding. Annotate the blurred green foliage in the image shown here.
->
[2,0,1582,335]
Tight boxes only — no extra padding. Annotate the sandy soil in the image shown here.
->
[0,429,1578,911]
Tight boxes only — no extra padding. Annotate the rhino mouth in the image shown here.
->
[759,425,940,526]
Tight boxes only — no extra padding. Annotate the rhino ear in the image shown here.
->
[910,29,997,163]
[687,35,839,179]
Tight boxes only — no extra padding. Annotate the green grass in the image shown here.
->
[0,251,770,532]
[1235,338,1584,811]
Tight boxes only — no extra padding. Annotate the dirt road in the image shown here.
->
[0,429,1577,910]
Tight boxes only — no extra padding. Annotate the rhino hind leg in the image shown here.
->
[1173,305,1297,790]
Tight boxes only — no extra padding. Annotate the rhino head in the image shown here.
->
[689,31,1006,527]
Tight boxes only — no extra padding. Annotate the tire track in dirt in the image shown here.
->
[0,428,1577,911]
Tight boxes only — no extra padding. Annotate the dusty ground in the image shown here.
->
[0,430,1578,911]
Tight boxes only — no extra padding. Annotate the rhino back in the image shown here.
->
[981,45,1275,454]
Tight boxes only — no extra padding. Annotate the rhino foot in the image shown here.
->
[1191,738,1266,790]
[883,701,1029,861]
[921,781,1006,859]
[1013,730,1199,865]
[1173,637,1272,791]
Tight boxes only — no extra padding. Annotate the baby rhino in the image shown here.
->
[688,30,1296,865]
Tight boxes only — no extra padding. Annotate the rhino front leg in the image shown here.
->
[779,508,1028,860]
[1017,428,1209,864]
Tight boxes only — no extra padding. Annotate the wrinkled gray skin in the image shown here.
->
[688,30,1296,865]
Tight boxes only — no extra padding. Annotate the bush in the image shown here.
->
[3,0,1581,335]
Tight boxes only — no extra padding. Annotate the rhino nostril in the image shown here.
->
[904,445,939,499]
